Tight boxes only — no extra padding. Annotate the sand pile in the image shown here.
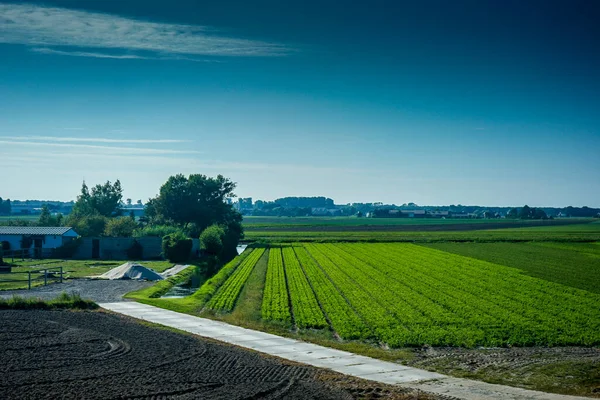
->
[99,262,163,281]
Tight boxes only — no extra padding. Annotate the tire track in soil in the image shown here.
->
[0,310,348,399]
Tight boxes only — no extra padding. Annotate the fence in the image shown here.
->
[0,248,55,264]
[0,267,64,290]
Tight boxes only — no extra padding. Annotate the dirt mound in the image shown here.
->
[99,262,163,281]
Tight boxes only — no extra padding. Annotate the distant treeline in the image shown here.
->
[0,198,11,215]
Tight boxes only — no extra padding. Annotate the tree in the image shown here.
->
[38,205,63,227]
[72,180,123,217]
[200,224,225,256]
[519,205,532,219]
[162,232,192,263]
[150,174,237,229]
[104,217,138,237]
[68,215,108,237]
[38,205,52,226]
[0,197,11,215]
[507,208,518,219]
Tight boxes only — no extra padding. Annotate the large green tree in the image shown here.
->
[71,180,123,217]
[150,174,237,229]
[149,174,243,260]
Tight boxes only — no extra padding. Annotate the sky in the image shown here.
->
[1,0,599,207]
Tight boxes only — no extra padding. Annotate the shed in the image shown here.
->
[0,227,78,257]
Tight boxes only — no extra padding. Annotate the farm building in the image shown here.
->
[0,226,78,257]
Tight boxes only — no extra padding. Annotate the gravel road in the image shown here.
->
[0,279,152,302]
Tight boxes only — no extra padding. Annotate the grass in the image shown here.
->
[424,356,600,398]
[422,242,600,294]
[0,292,98,310]
[1,259,175,290]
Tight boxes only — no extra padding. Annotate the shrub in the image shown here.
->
[126,239,144,260]
[133,225,181,238]
[52,237,82,258]
[200,225,225,256]
[66,214,107,237]
[104,216,138,237]
[162,231,192,263]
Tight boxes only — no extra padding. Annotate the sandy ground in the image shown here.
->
[0,310,439,400]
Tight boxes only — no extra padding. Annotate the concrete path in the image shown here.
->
[100,302,588,400]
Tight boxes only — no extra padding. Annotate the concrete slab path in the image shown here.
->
[100,302,588,400]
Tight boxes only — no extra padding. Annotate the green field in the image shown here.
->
[124,240,600,396]
[422,242,600,294]
[134,243,600,348]
[244,221,600,242]
[0,215,39,222]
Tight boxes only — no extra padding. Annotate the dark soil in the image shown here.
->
[0,310,437,400]
[0,279,152,302]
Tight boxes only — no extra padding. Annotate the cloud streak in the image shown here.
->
[0,4,289,58]
[0,140,199,155]
[32,47,218,62]
[5,136,190,144]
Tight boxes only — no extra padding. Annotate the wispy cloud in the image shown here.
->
[0,4,290,58]
[6,136,190,144]
[0,140,199,155]
[32,47,218,62]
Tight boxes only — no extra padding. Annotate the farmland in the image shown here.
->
[243,219,600,242]
[112,239,600,395]
[154,243,600,348]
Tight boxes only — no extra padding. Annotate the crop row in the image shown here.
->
[206,248,265,312]
[261,248,291,323]
[280,247,328,329]
[309,243,600,347]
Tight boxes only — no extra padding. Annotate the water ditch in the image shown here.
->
[161,245,248,298]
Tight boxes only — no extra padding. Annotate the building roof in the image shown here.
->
[0,227,76,236]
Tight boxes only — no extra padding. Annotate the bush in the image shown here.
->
[126,239,144,260]
[162,231,192,263]
[66,214,108,237]
[133,225,181,238]
[104,216,138,237]
[52,237,82,258]
[200,224,225,256]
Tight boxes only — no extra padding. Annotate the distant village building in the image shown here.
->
[400,210,427,218]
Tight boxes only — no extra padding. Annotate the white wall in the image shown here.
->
[0,235,22,251]
[0,234,67,250]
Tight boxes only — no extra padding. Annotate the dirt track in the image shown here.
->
[0,310,436,400]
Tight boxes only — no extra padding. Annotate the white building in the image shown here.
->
[0,227,78,256]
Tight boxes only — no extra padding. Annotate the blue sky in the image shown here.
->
[1,0,599,207]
